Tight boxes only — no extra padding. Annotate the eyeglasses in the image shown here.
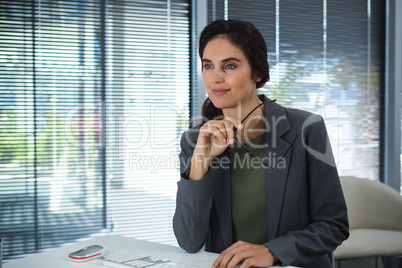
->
[232,99,298,170]
[232,101,272,169]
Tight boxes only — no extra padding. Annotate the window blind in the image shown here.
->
[105,0,190,245]
[0,0,190,260]
[0,0,105,259]
[207,0,384,181]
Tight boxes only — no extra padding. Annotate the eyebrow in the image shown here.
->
[202,57,242,63]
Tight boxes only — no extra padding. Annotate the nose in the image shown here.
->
[212,68,224,83]
[211,68,225,83]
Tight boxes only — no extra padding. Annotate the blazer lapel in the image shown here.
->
[209,96,299,246]
[263,96,298,241]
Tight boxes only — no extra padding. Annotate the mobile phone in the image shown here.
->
[68,244,107,262]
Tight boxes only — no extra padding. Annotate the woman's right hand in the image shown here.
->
[189,117,243,180]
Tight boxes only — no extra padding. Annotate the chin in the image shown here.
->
[210,99,236,110]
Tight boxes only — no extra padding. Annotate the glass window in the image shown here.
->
[105,0,190,245]
[0,0,105,258]
[0,0,190,260]
[207,0,384,181]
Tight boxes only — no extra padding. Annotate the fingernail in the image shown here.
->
[237,124,242,129]
[223,138,227,144]
[229,139,234,144]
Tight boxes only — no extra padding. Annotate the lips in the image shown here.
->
[212,89,230,95]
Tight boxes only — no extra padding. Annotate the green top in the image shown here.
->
[229,134,268,244]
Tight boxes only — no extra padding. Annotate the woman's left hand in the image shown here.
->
[212,241,278,268]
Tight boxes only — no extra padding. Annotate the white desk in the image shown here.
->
[3,235,297,268]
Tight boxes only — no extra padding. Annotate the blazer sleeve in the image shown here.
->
[172,131,215,253]
[264,115,349,267]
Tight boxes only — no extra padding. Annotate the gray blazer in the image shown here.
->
[173,95,349,267]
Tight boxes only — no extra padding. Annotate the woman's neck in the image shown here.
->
[222,95,265,142]
[222,95,262,120]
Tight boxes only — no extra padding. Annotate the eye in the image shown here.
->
[225,64,236,70]
[203,64,213,70]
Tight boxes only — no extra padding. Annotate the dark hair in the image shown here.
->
[199,19,269,121]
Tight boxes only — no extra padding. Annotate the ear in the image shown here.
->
[253,73,262,82]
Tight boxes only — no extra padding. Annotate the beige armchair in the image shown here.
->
[334,176,402,261]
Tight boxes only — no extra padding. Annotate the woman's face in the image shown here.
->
[202,36,258,110]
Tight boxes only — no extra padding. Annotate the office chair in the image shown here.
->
[334,177,402,267]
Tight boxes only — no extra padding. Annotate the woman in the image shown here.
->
[173,19,349,268]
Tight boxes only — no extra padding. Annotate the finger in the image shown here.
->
[219,244,248,268]
[221,120,235,144]
[227,252,249,268]
[238,258,253,268]
[212,251,225,268]
[212,245,239,268]
[224,116,243,133]
[239,245,274,268]
[219,252,235,268]
[200,123,227,144]
[226,115,242,129]
[211,126,228,144]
